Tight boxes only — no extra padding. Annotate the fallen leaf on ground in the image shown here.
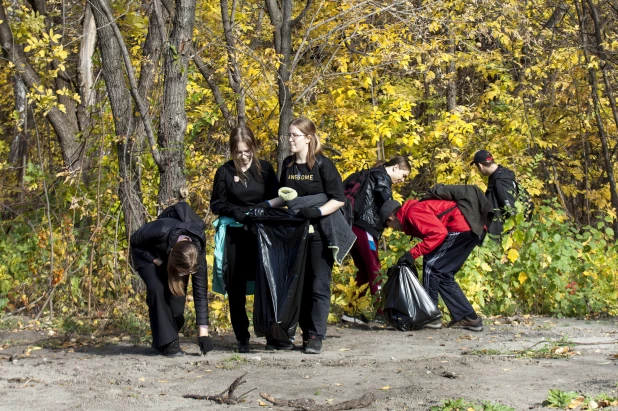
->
[258,400,267,406]
[568,395,585,409]
[339,348,350,351]
[379,386,390,390]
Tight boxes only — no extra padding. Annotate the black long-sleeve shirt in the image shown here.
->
[210,159,279,216]
[130,202,209,326]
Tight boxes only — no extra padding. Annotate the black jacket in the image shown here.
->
[210,159,279,217]
[486,165,518,236]
[354,167,392,239]
[130,202,208,326]
[422,184,493,238]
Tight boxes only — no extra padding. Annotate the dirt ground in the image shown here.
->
[0,316,617,411]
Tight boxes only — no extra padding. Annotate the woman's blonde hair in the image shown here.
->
[167,241,199,297]
[288,117,322,170]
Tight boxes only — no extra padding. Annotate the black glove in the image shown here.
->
[398,252,415,266]
[254,201,271,208]
[296,207,322,219]
[231,209,249,223]
[198,336,213,355]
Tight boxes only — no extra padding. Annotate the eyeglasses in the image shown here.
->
[287,133,307,139]
[235,150,252,158]
[177,269,196,277]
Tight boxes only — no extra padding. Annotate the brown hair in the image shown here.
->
[230,125,263,182]
[287,117,322,170]
[167,241,199,297]
[373,155,411,171]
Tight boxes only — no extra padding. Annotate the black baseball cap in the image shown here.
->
[379,200,401,226]
[470,150,494,165]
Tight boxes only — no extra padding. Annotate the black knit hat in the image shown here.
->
[379,200,401,226]
[470,149,494,165]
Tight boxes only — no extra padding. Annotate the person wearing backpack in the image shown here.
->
[380,194,489,332]
[210,125,279,354]
[346,157,411,312]
[260,117,348,354]
[470,150,519,238]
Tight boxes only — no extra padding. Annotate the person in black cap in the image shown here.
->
[470,150,518,238]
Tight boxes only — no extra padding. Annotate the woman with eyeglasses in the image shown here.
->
[263,117,347,354]
[130,201,211,357]
[210,125,279,353]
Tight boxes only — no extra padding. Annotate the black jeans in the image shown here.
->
[299,229,334,341]
[225,226,258,342]
[138,263,186,349]
[422,231,482,322]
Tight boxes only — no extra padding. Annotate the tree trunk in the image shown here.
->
[265,0,293,174]
[91,0,146,238]
[220,0,246,126]
[576,0,618,238]
[9,75,28,204]
[157,0,196,207]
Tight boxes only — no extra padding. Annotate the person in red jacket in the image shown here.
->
[380,198,484,332]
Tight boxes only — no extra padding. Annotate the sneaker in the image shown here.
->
[237,338,250,353]
[424,319,443,329]
[265,338,294,351]
[161,340,185,357]
[303,336,322,354]
[448,316,484,332]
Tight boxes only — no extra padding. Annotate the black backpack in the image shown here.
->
[341,166,372,226]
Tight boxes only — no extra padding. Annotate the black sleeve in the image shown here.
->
[210,165,241,217]
[129,220,168,266]
[158,201,201,223]
[319,156,346,202]
[494,178,517,218]
[373,173,393,206]
[263,161,280,199]
[191,248,209,326]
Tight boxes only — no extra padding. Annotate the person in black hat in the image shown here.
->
[470,150,519,238]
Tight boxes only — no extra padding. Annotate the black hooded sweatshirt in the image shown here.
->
[485,165,518,236]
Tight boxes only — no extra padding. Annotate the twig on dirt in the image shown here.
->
[569,341,618,346]
[183,372,251,404]
[259,392,376,410]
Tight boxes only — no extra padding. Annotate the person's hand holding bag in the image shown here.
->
[398,252,415,266]
[296,207,322,220]
[231,209,249,223]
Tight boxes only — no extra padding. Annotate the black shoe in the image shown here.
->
[265,338,294,351]
[448,316,484,332]
[161,340,185,357]
[237,338,250,353]
[303,336,322,354]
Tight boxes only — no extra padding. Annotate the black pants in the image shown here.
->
[138,263,186,349]
[299,230,334,341]
[422,231,481,322]
[226,226,258,342]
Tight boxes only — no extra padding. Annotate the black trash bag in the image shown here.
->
[249,207,310,343]
[382,262,442,331]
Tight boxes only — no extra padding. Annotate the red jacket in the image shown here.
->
[397,199,471,259]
